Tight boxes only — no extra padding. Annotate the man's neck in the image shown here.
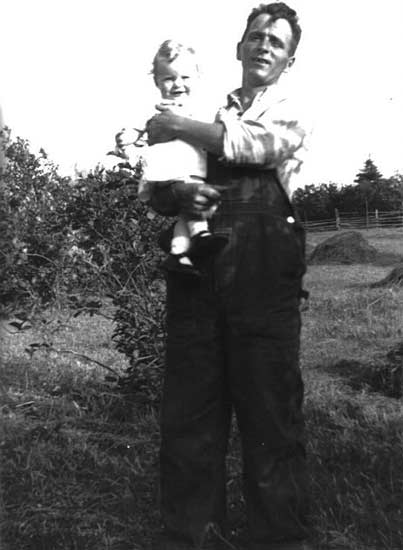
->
[240,86,263,110]
[240,78,280,109]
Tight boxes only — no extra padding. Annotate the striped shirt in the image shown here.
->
[216,84,309,197]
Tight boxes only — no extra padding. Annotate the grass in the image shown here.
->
[1,228,403,549]
[1,313,162,550]
[301,228,403,549]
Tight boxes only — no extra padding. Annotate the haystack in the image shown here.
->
[309,231,378,264]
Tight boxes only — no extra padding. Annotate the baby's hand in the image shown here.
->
[155,100,187,115]
[115,128,143,147]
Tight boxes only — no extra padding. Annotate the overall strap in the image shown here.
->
[207,154,295,218]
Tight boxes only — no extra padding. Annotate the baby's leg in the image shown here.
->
[171,218,192,255]
[167,217,198,272]
[186,203,218,237]
[186,219,209,238]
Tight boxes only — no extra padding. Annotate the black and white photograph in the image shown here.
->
[1,1,402,549]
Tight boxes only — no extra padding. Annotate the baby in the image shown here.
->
[116,40,227,275]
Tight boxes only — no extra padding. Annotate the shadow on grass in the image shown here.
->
[320,342,403,399]
[304,382,403,550]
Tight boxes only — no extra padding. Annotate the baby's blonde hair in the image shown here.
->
[152,40,199,81]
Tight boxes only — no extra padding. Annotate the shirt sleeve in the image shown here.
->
[218,99,307,168]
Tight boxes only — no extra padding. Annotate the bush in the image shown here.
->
[67,165,170,404]
[1,128,170,405]
[0,128,76,314]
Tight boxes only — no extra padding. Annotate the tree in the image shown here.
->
[354,158,383,220]
[292,183,342,221]
[388,173,403,210]
[354,157,383,186]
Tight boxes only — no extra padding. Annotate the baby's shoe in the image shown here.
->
[189,231,228,259]
[161,253,201,277]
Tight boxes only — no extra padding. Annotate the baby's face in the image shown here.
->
[154,54,199,103]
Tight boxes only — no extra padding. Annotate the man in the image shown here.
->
[147,3,311,549]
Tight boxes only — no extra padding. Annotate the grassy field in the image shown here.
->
[1,228,403,550]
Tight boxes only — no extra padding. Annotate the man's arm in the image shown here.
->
[146,108,224,156]
[147,101,307,169]
[218,108,306,167]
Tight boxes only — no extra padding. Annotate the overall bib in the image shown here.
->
[159,156,309,547]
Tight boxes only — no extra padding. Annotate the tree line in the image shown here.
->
[292,158,403,222]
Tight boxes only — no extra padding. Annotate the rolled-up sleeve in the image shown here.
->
[218,101,306,168]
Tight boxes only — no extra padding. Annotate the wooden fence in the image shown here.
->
[301,209,403,232]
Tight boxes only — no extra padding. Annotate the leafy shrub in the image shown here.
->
[1,127,170,405]
[67,165,170,404]
[0,128,76,314]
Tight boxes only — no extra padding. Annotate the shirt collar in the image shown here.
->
[227,80,288,113]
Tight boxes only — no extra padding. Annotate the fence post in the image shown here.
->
[365,199,369,229]
[375,209,379,228]
[335,208,340,230]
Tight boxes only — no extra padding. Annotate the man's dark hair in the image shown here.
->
[241,2,302,56]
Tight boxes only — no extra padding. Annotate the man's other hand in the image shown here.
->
[172,181,221,218]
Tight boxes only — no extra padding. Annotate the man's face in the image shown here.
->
[154,54,199,102]
[237,14,295,88]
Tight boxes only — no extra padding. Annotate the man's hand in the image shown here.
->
[147,105,183,145]
[172,181,221,218]
[149,180,222,219]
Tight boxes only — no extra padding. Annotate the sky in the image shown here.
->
[1,0,402,187]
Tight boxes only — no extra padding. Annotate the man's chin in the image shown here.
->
[245,67,273,85]
[171,93,189,101]
[248,76,273,88]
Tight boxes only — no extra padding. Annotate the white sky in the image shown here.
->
[1,0,402,186]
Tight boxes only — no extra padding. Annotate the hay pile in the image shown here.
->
[309,231,378,264]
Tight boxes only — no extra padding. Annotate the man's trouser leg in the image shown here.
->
[218,211,309,546]
[227,305,308,545]
[160,274,231,546]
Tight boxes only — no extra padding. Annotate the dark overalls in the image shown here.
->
[159,157,309,548]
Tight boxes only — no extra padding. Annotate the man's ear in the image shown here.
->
[236,42,242,61]
[285,56,295,71]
